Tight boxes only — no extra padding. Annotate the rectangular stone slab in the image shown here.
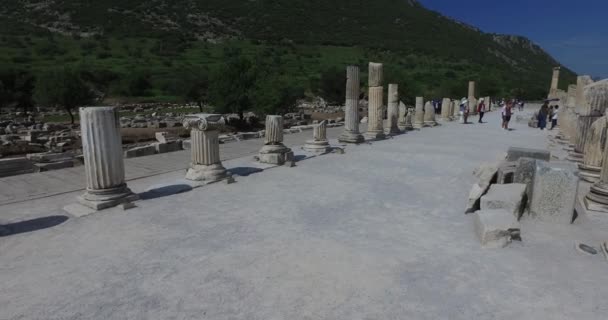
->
[529,161,578,224]
[506,147,550,162]
[473,209,520,248]
[481,183,528,219]
[513,158,540,209]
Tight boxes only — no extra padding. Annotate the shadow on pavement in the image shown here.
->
[0,215,69,237]
[139,184,193,200]
[229,167,264,177]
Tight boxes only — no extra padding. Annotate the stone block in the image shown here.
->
[124,145,156,158]
[514,158,538,207]
[465,162,498,213]
[34,159,75,171]
[497,161,517,184]
[473,209,520,248]
[154,141,182,154]
[529,161,578,224]
[0,157,39,177]
[506,147,550,162]
[480,183,528,219]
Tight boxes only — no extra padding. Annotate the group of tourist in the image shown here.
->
[449,97,524,131]
[536,102,559,130]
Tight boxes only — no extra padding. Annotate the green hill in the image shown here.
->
[0,0,577,105]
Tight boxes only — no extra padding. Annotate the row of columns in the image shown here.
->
[77,63,486,211]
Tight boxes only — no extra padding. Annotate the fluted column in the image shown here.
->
[468,81,477,115]
[585,118,608,211]
[184,114,228,182]
[304,120,330,153]
[339,66,364,143]
[259,115,294,165]
[550,67,560,92]
[398,102,407,131]
[386,84,400,135]
[413,97,424,129]
[569,79,607,162]
[579,114,608,182]
[366,62,386,140]
[440,98,451,121]
[79,107,137,210]
[423,101,437,127]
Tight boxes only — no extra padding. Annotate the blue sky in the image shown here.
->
[418,0,608,78]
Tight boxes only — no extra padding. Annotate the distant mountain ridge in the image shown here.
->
[0,0,577,98]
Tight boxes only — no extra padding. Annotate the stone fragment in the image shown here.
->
[304,120,330,153]
[473,209,520,248]
[465,162,498,214]
[258,115,294,165]
[506,147,551,162]
[154,141,182,154]
[423,101,437,127]
[480,183,528,219]
[513,158,537,207]
[0,157,39,177]
[124,145,156,158]
[530,161,578,224]
[497,161,517,184]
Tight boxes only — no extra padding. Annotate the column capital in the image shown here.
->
[183,114,225,131]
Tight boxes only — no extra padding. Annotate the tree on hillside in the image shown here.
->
[34,68,95,124]
[182,68,209,113]
[208,56,256,118]
[316,67,345,104]
[0,69,35,115]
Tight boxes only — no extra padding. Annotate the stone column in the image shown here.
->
[304,120,330,153]
[366,62,385,140]
[184,114,229,183]
[423,101,437,126]
[413,96,424,129]
[339,65,364,143]
[579,113,608,182]
[259,115,294,165]
[398,102,407,131]
[485,96,491,111]
[468,81,477,115]
[405,108,414,131]
[453,99,460,120]
[78,107,137,210]
[386,84,401,135]
[569,80,608,162]
[550,67,560,92]
[585,120,608,211]
[440,98,451,121]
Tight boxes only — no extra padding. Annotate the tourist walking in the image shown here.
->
[550,106,559,130]
[538,103,549,130]
[460,98,469,124]
[501,102,512,130]
[477,98,486,123]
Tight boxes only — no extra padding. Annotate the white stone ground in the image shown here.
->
[1,109,608,320]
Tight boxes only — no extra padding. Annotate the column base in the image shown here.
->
[78,184,139,211]
[338,131,365,144]
[585,183,608,212]
[185,163,228,183]
[424,121,438,127]
[579,164,601,182]
[413,122,424,129]
[258,144,294,165]
[385,127,402,135]
[567,151,584,163]
[364,131,386,140]
[303,140,331,153]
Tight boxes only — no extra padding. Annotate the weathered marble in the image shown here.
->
[423,101,437,127]
[530,161,578,224]
[468,81,477,115]
[78,107,137,210]
[398,102,407,131]
[368,62,383,87]
[576,75,594,115]
[304,120,330,153]
[413,97,424,129]
[440,98,452,121]
[183,114,229,183]
[339,65,364,143]
[569,115,601,163]
[550,67,560,92]
[365,62,385,140]
[386,84,401,135]
[404,108,414,131]
[366,86,386,140]
[259,115,294,165]
[481,183,528,219]
[579,113,608,182]
[473,209,520,248]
